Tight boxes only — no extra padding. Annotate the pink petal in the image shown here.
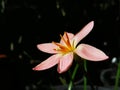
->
[75,44,109,61]
[57,52,73,73]
[60,32,74,45]
[33,54,61,71]
[37,43,58,54]
[72,21,94,46]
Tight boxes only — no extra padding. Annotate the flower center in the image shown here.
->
[53,32,75,54]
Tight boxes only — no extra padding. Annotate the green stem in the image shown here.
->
[114,61,120,90]
[84,60,87,90]
[68,63,79,90]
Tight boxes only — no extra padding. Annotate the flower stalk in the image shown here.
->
[83,60,87,90]
[68,63,79,90]
[114,60,120,90]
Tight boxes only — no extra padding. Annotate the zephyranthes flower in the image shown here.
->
[33,21,108,73]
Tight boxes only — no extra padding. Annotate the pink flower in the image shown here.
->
[33,21,108,73]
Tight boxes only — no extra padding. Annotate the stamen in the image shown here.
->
[60,32,71,48]
[72,40,75,48]
[60,34,66,44]
[52,41,68,52]
[65,32,71,48]
[52,32,75,54]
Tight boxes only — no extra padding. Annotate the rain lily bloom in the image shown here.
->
[33,21,108,73]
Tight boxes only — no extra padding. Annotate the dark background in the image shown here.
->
[0,0,119,90]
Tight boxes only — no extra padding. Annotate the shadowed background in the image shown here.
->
[0,0,119,90]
